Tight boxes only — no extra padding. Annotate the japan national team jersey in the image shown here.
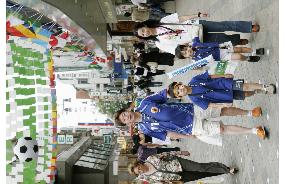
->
[188,71,234,110]
[136,89,195,141]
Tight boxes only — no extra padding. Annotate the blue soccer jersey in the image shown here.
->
[188,71,234,110]
[136,89,194,140]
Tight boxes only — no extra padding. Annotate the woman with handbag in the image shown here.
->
[128,151,238,183]
[133,12,259,54]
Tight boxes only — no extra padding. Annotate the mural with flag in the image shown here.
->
[6,1,116,182]
[7,0,111,72]
[6,2,59,183]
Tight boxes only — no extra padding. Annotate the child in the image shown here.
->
[175,37,264,62]
[167,71,276,117]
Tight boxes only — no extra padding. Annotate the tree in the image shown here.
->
[97,99,128,118]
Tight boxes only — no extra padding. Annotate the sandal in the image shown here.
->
[252,24,260,32]
[252,107,262,117]
[256,126,266,139]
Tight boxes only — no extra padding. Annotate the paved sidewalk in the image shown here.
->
[152,0,279,183]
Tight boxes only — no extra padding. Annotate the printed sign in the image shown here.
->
[215,60,228,74]
[57,135,73,144]
[166,55,214,79]
[104,134,112,144]
[57,135,66,144]
[207,60,238,75]
[66,135,74,144]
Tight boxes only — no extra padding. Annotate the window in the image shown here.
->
[78,79,88,84]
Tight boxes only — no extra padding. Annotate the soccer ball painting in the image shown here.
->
[13,137,39,162]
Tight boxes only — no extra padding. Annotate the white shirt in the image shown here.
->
[155,13,203,54]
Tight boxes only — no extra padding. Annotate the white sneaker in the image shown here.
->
[263,84,276,94]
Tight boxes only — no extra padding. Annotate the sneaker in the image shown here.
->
[252,24,260,32]
[264,84,276,94]
[256,126,266,139]
[229,167,239,175]
[256,48,265,55]
[248,56,260,62]
[252,107,262,117]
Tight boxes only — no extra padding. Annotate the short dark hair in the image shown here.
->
[114,108,128,126]
[175,45,188,59]
[124,12,132,17]
[168,82,179,98]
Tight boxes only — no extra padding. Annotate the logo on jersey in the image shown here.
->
[151,107,160,113]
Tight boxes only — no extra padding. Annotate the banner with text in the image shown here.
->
[166,55,214,79]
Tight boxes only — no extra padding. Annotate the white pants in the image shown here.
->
[192,107,223,146]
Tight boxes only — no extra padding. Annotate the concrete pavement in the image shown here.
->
[152,0,279,183]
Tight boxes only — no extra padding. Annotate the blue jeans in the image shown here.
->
[199,20,252,33]
[200,20,252,45]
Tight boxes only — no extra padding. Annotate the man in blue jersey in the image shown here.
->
[114,89,267,144]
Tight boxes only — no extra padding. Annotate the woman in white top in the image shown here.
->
[133,12,259,54]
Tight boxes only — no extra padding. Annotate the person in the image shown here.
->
[133,12,259,54]
[133,131,180,146]
[124,6,169,22]
[131,0,173,8]
[167,71,276,113]
[175,37,264,62]
[138,50,175,66]
[135,78,163,89]
[145,88,155,96]
[133,42,145,52]
[133,132,154,146]
[128,151,238,183]
[134,143,180,162]
[131,132,180,162]
[133,65,165,77]
[114,89,268,146]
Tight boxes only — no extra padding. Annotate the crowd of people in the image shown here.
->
[116,1,277,183]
